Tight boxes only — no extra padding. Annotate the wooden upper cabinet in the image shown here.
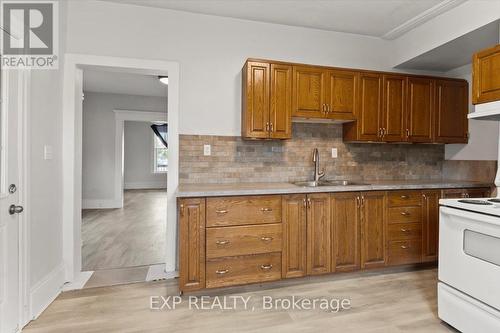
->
[282,194,307,279]
[357,73,383,141]
[360,192,386,269]
[434,79,469,144]
[407,77,434,143]
[306,193,331,275]
[178,198,206,292]
[242,61,292,140]
[382,75,406,142]
[292,65,326,118]
[473,44,500,104]
[331,193,360,272]
[325,70,357,120]
[242,61,270,139]
[270,64,292,139]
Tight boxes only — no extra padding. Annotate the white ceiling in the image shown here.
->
[102,0,466,39]
[397,20,500,72]
[83,69,168,97]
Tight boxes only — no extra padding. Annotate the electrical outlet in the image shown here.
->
[331,148,338,158]
[203,144,211,156]
[44,145,53,160]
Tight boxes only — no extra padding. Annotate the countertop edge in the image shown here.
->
[176,181,493,198]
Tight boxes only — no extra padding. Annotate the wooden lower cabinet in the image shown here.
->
[306,193,331,275]
[178,187,492,292]
[178,198,206,292]
[331,193,360,272]
[422,190,440,262]
[282,194,307,278]
[360,192,387,269]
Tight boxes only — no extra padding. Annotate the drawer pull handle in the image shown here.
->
[400,211,410,216]
[215,210,228,214]
[261,236,273,242]
[215,269,229,275]
[400,195,409,199]
[401,245,409,249]
[260,264,273,270]
[216,240,230,246]
[261,207,273,212]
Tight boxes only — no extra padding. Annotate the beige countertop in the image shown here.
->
[176,180,493,198]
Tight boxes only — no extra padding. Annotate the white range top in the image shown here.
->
[440,198,500,217]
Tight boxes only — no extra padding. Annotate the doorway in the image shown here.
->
[62,55,179,290]
[79,68,169,288]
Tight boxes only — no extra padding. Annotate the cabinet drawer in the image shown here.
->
[206,224,282,259]
[387,223,422,241]
[206,252,281,288]
[387,240,422,266]
[388,191,422,207]
[388,206,422,224]
[207,196,281,227]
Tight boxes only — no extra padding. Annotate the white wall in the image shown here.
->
[82,92,166,205]
[27,0,67,321]
[66,0,395,137]
[124,121,167,189]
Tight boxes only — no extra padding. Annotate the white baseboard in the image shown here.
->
[29,263,65,320]
[124,181,167,190]
[82,199,122,209]
[62,271,94,291]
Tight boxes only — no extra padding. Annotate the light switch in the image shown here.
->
[331,148,338,158]
[44,145,53,160]
[203,144,211,156]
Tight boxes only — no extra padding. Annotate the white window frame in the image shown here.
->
[152,130,168,174]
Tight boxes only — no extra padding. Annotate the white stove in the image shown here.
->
[438,198,500,332]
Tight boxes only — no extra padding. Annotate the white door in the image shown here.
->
[0,68,23,332]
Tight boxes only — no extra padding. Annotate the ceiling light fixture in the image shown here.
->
[158,76,169,85]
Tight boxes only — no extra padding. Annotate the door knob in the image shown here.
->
[9,205,24,215]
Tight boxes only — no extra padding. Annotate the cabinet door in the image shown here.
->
[292,66,326,118]
[435,80,468,143]
[270,64,292,139]
[422,190,440,262]
[473,44,500,104]
[242,61,270,139]
[282,194,307,278]
[325,70,357,120]
[179,198,206,292]
[407,77,434,143]
[357,73,382,141]
[306,193,331,275]
[360,192,386,269]
[331,193,360,272]
[382,75,406,142]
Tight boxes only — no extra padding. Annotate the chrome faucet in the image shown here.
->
[312,148,325,182]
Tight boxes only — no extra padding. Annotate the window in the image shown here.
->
[153,133,168,173]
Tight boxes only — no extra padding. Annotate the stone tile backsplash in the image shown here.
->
[179,123,465,184]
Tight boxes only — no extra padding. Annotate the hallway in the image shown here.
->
[82,189,167,271]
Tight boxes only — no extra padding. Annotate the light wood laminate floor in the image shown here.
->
[24,268,457,333]
[82,189,167,271]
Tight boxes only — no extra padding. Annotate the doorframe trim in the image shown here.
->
[113,109,167,208]
[62,54,180,286]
